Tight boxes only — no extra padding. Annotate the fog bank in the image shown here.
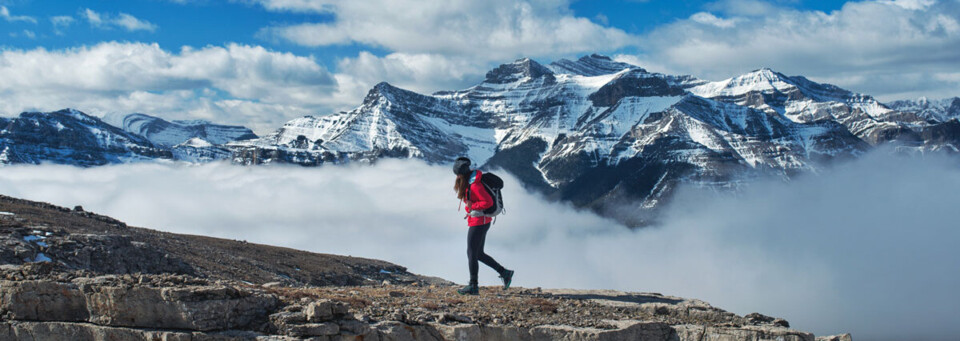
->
[0,153,957,340]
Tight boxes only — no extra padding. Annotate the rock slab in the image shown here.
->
[0,280,279,331]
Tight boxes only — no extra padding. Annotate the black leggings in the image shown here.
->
[467,223,505,283]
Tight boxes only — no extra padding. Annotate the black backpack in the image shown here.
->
[474,172,505,217]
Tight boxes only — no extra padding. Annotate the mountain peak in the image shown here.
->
[689,68,798,99]
[587,53,611,61]
[742,68,790,82]
[548,54,641,77]
[364,81,418,105]
[373,81,395,91]
[484,58,553,84]
[49,108,100,124]
[363,82,398,102]
[370,81,414,96]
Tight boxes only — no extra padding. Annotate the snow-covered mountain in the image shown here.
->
[230,82,483,166]
[885,97,960,124]
[3,55,957,225]
[172,137,233,163]
[0,109,172,166]
[0,110,255,166]
[687,68,912,145]
[232,55,895,225]
[119,113,257,148]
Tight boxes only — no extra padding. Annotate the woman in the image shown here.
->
[452,156,514,295]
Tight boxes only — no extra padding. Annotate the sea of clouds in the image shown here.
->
[0,151,958,340]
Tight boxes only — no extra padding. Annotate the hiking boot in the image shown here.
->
[457,282,479,295]
[499,269,514,290]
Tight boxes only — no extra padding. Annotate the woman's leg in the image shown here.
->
[467,224,482,283]
[469,224,505,276]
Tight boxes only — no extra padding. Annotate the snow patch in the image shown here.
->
[177,138,213,148]
[23,235,45,242]
[29,253,51,263]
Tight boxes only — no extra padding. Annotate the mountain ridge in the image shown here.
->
[2,54,958,226]
[226,56,956,225]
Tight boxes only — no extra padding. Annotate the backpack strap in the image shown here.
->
[469,170,480,185]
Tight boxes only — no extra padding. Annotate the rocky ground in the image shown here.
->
[0,194,852,340]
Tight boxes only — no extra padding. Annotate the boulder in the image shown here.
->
[270,311,307,327]
[85,285,280,331]
[674,324,815,341]
[0,279,280,332]
[284,322,339,337]
[0,280,88,321]
[817,334,853,341]
[530,321,674,341]
[337,319,380,341]
[374,321,443,341]
[431,323,533,341]
[305,299,348,322]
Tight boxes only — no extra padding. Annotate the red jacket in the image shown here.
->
[463,170,494,226]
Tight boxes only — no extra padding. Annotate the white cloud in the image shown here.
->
[0,152,957,341]
[331,51,488,104]
[0,5,37,23]
[249,0,638,111]
[81,8,157,32]
[689,12,738,28]
[254,0,333,13]
[50,15,74,35]
[81,8,103,26]
[0,42,337,133]
[256,0,635,61]
[885,0,937,10]
[629,0,960,101]
[594,13,609,26]
[114,13,158,32]
[0,40,473,134]
[704,0,786,17]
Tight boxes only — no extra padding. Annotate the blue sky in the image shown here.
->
[0,0,957,132]
[1,0,850,68]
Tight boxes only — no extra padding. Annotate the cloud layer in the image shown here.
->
[0,42,336,132]
[256,0,637,98]
[633,0,960,101]
[0,152,958,340]
[257,0,633,59]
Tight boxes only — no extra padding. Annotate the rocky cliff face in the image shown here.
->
[119,113,258,148]
[0,110,256,166]
[0,194,851,341]
[0,109,172,166]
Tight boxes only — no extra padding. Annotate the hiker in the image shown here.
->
[452,156,514,295]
